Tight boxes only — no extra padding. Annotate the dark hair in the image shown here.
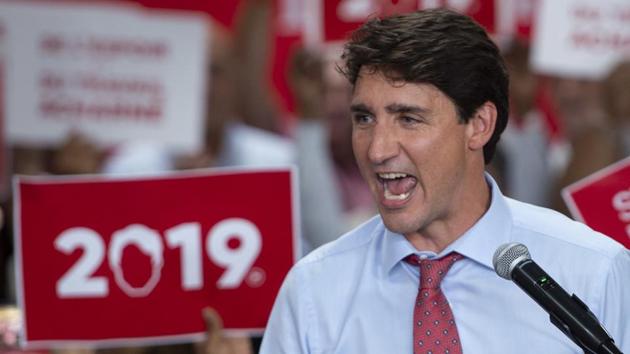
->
[340,8,509,164]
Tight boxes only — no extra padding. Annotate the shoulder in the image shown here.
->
[274,215,383,310]
[505,197,624,259]
[504,197,630,313]
[300,215,382,265]
[288,215,383,278]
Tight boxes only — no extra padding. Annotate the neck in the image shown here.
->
[404,172,492,253]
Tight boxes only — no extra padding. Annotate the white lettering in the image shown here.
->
[165,223,202,290]
[54,219,263,298]
[206,218,262,289]
[55,227,108,298]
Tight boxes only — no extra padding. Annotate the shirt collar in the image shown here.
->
[382,227,418,272]
[381,173,513,273]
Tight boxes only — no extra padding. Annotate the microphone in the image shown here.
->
[493,243,623,354]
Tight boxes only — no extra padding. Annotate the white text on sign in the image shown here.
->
[54,218,262,298]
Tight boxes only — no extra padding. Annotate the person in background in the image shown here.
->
[495,39,551,207]
[289,45,376,252]
[2,133,105,304]
[549,74,617,214]
[3,3,280,351]
[175,7,293,171]
[288,47,346,252]
[548,59,630,216]
[260,8,630,353]
[602,59,630,157]
[320,46,376,228]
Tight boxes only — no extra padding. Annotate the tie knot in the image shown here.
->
[405,252,463,289]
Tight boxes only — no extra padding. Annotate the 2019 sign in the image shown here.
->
[55,219,262,298]
[15,168,297,348]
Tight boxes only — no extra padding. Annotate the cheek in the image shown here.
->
[351,131,365,158]
[405,131,465,170]
[402,132,438,158]
[351,135,372,182]
[351,132,375,178]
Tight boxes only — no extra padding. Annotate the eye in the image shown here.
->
[400,115,421,126]
[352,113,374,126]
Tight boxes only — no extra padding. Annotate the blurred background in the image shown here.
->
[0,0,629,353]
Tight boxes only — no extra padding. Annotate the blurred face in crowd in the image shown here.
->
[503,41,537,119]
[603,61,630,152]
[323,56,354,169]
[552,77,605,136]
[204,22,235,155]
[508,66,536,118]
[552,77,603,116]
[351,68,481,237]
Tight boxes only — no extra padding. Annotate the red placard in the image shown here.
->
[321,0,370,43]
[14,168,299,348]
[562,157,630,249]
[317,0,499,44]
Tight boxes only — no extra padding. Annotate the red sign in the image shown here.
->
[14,168,298,348]
[318,0,499,43]
[321,0,370,43]
[563,157,630,249]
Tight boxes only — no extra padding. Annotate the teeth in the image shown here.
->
[384,188,410,200]
[378,172,409,180]
[378,172,414,202]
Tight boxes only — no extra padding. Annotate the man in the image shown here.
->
[498,39,551,208]
[260,8,630,354]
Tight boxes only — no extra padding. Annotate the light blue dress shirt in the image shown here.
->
[260,176,630,353]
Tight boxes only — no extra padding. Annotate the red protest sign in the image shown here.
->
[14,168,298,348]
[314,0,499,44]
[321,0,378,43]
[562,157,630,249]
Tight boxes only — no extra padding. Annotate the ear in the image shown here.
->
[466,101,497,152]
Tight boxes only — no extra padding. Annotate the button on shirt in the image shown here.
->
[260,176,630,354]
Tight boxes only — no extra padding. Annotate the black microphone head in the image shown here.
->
[493,243,531,280]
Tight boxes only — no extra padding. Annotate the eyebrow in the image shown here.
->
[350,103,372,114]
[384,103,430,115]
[350,102,431,115]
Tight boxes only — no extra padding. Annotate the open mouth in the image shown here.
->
[377,172,418,201]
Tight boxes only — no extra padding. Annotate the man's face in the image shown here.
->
[351,68,473,236]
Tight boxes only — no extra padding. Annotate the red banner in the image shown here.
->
[319,0,499,43]
[563,157,630,249]
[14,168,298,348]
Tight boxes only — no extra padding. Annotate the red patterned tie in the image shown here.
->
[406,252,464,354]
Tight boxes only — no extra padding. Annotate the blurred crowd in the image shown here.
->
[0,0,629,353]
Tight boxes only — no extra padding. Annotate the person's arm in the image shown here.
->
[290,48,345,252]
[232,0,279,133]
[295,120,345,251]
[599,249,630,352]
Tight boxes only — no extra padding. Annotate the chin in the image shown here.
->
[380,210,422,236]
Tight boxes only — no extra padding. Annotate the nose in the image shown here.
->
[367,123,399,165]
